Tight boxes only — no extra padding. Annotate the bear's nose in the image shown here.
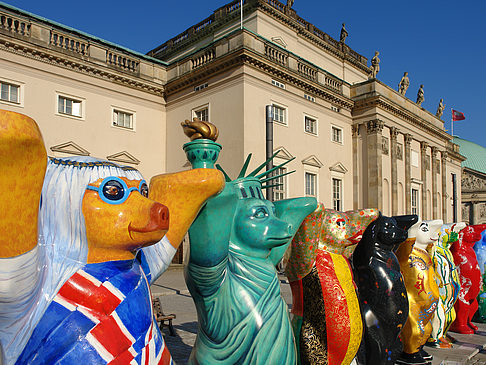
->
[151,202,169,231]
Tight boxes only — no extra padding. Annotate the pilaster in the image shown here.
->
[420,141,429,219]
[431,147,439,219]
[404,133,413,214]
[352,124,360,210]
[366,119,384,210]
[441,151,448,221]
[390,127,399,215]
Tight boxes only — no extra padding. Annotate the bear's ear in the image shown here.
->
[393,215,419,231]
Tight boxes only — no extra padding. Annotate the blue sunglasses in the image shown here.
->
[86,176,148,205]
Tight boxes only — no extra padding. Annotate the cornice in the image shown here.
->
[165,47,354,110]
[353,95,451,142]
[0,37,165,96]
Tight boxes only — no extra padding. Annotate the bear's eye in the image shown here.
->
[254,207,269,219]
[336,218,345,227]
[140,182,149,198]
[103,180,125,201]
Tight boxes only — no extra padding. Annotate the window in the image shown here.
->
[305,172,317,197]
[331,105,340,112]
[113,109,133,129]
[304,116,317,135]
[271,79,285,89]
[411,188,419,215]
[272,104,287,125]
[58,95,82,117]
[304,94,315,102]
[332,126,342,143]
[332,178,342,211]
[272,167,287,201]
[1,82,19,104]
[194,83,208,92]
[193,106,209,121]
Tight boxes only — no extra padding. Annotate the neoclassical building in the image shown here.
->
[454,137,486,225]
[0,0,464,228]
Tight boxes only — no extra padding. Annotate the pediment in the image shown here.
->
[50,141,90,156]
[106,151,140,165]
[329,162,348,174]
[302,155,323,168]
[271,36,287,48]
[274,146,294,160]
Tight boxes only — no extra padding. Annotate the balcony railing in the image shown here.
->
[192,48,216,69]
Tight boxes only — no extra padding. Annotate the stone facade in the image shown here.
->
[0,0,466,240]
[462,168,486,224]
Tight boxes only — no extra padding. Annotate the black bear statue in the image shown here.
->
[352,213,418,365]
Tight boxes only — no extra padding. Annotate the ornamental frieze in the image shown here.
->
[462,171,486,192]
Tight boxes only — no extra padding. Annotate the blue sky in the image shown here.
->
[4,0,485,147]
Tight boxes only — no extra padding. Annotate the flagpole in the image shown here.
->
[451,108,454,137]
[240,0,243,29]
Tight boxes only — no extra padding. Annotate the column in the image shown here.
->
[352,124,360,210]
[390,127,399,215]
[431,147,439,219]
[404,133,413,214]
[366,119,384,210]
[420,141,429,219]
[441,151,448,221]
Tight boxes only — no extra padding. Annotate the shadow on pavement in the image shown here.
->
[163,321,198,365]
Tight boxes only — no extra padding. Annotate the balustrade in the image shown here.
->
[0,13,30,36]
[264,44,288,66]
[50,31,88,55]
[106,52,139,73]
[297,61,317,82]
[192,49,216,69]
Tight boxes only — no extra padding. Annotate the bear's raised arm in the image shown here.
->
[0,110,46,258]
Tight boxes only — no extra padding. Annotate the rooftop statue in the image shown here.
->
[473,230,486,322]
[182,123,317,364]
[369,51,380,79]
[416,85,425,107]
[450,224,486,334]
[352,214,418,365]
[0,110,224,364]
[340,23,348,43]
[286,204,379,365]
[395,219,442,365]
[436,99,445,118]
[398,72,410,95]
[427,222,465,348]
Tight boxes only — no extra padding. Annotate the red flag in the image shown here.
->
[452,109,465,121]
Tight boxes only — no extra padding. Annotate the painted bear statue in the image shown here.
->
[184,154,317,365]
[0,110,224,364]
[427,222,465,348]
[395,219,442,365]
[352,214,418,365]
[450,224,486,334]
[286,204,379,365]
[473,230,486,322]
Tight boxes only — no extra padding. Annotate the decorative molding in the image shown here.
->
[431,146,439,158]
[50,141,90,156]
[396,143,403,160]
[462,169,486,193]
[420,141,429,153]
[382,136,389,155]
[329,162,348,174]
[302,154,323,168]
[271,36,287,48]
[351,124,360,137]
[273,146,294,160]
[353,96,450,142]
[0,37,165,96]
[390,126,399,140]
[106,151,140,165]
[366,119,384,134]
[404,133,413,147]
